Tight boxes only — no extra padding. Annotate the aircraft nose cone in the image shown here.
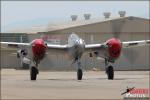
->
[75,40,80,45]
[75,39,85,45]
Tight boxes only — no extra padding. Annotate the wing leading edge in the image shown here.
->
[47,44,68,49]
[85,43,106,54]
[46,43,68,55]
[122,40,150,48]
[0,42,31,50]
[1,42,30,46]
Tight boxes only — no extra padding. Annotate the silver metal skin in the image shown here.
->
[68,33,85,62]
[67,33,85,77]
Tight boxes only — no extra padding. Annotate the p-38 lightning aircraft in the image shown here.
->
[1,33,150,80]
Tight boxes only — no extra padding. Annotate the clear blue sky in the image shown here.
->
[1,1,149,32]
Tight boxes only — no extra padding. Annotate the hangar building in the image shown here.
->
[1,14,150,71]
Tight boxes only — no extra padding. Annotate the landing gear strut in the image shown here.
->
[30,60,39,80]
[105,59,114,80]
[77,59,83,80]
[30,66,38,80]
[106,66,114,80]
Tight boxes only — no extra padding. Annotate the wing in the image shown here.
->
[46,43,68,55]
[85,43,106,52]
[0,42,31,50]
[122,40,150,48]
[85,44,104,49]
[85,43,107,58]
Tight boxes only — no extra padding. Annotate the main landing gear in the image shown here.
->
[30,60,39,80]
[77,59,83,80]
[105,59,114,80]
[106,66,114,80]
[30,66,39,80]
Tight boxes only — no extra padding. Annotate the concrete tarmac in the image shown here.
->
[1,69,149,99]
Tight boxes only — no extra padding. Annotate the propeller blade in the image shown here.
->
[122,48,139,64]
[69,59,76,67]
[96,57,105,60]
[8,53,17,56]
[11,53,17,55]
[111,20,125,38]
[45,21,58,33]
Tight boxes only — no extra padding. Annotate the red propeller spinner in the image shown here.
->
[106,38,122,60]
[32,39,47,60]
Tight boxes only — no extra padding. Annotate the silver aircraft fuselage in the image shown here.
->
[68,33,85,60]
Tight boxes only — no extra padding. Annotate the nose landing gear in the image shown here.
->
[77,59,83,80]
[77,69,83,80]
[105,59,114,80]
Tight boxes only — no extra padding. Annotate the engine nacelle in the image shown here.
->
[17,49,28,58]
[106,38,122,60]
[21,57,30,69]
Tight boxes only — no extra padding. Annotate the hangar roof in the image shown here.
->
[5,16,149,34]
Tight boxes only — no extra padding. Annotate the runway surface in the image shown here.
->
[1,69,149,99]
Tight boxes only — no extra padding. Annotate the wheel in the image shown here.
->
[30,66,38,80]
[106,66,114,80]
[77,69,83,80]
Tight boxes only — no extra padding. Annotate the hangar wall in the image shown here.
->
[1,49,20,69]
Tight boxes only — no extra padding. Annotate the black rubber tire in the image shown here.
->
[106,66,114,80]
[77,69,83,80]
[30,67,38,80]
